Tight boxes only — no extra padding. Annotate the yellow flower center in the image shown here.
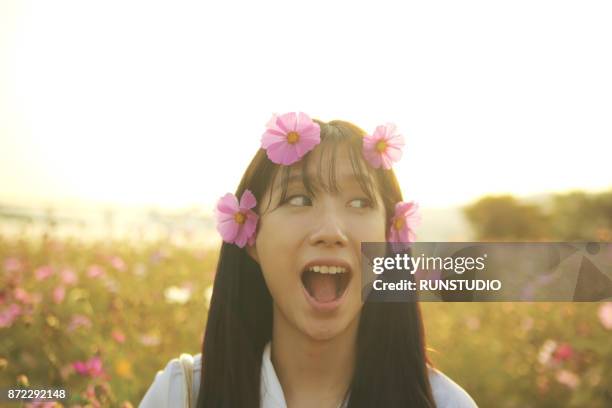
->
[393,217,405,231]
[376,140,387,153]
[234,212,246,225]
[286,131,300,144]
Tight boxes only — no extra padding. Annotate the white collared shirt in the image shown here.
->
[259,342,349,408]
[139,342,477,407]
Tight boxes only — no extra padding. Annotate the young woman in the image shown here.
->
[140,113,477,408]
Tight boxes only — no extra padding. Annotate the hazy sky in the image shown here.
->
[1,0,610,210]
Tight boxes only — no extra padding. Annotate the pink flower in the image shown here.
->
[87,265,105,279]
[52,285,66,304]
[387,201,421,243]
[109,256,126,271]
[555,369,580,389]
[14,288,33,304]
[68,314,92,332]
[362,123,405,169]
[72,356,105,378]
[0,303,22,328]
[60,268,78,285]
[3,257,23,273]
[34,265,54,281]
[112,329,126,344]
[261,112,321,165]
[552,343,574,362]
[598,302,612,330]
[215,190,258,248]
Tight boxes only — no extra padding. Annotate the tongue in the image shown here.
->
[308,274,337,303]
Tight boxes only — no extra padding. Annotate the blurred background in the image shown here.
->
[1,1,611,407]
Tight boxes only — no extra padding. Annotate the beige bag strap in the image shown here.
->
[179,353,194,408]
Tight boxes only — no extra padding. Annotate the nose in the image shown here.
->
[308,203,349,248]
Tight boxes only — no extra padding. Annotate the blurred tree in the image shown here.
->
[464,190,612,241]
[463,195,551,240]
[551,190,612,240]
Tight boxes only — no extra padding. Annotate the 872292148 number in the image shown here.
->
[2,388,68,402]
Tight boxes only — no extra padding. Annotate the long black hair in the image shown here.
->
[197,119,437,407]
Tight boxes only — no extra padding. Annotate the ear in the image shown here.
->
[246,241,259,263]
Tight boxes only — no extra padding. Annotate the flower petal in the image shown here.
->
[396,226,411,243]
[266,140,300,165]
[293,136,319,158]
[363,124,405,169]
[387,132,405,148]
[239,189,257,210]
[261,129,288,148]
[215,211,235,224]
[387,227,400,243]
[382,123,398,137]
[235,225,251,248]
[277,112,298,132]
[371,125,385,139]
[261,112,321,166]
[362,134,376,148]
[235,212,258,248]
[384,146,403,164]
[217,218,239,243]
[265,113,280,129]
[216,193,239,215]
[234,232,248,248]
[387,201,420,243]
[298,123,321,142]
[395,201,415,215]
[379,154,394,170]
[295,112,314,132]
[407,228,417,243]
[405,201,420,216]
[362,148,383,169]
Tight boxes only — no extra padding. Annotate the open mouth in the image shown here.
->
[301,264,351,303]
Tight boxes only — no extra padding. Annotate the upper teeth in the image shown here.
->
[308,265,347,274]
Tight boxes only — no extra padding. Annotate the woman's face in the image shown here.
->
[248,144,387,341]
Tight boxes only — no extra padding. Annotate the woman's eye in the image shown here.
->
[348,198,372,209]
[286,195,312,206]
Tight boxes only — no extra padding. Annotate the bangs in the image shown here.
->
[273,121,379,207]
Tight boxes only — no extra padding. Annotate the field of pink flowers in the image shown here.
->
[1,233,611,407]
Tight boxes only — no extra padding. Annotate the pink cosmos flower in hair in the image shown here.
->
[261,112,321,165]
[362,123,405,169]
[215,189,258,248]
[387,201,421,243]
